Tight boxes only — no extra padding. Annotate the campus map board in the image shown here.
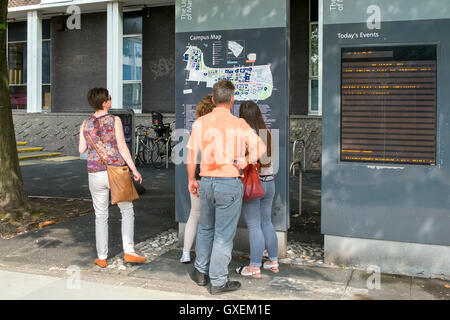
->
[174,0,289,231]
[178,28,283,132]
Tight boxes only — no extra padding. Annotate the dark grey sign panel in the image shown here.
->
[322,17,450,246]
[176,0,287,32]
[175,27,289,231]
[110,110,135,162]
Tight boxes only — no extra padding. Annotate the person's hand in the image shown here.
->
[233,159,246,174]
[188,179,200,197]
[132,170,142,184]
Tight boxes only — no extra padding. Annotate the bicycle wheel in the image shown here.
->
[136,138,146,167]
[142,137,153,165]
[151,138,166,169]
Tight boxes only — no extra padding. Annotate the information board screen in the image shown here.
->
[340,45,437,165]
[110,110,135,162]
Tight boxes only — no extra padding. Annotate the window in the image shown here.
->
[123,11,142,113]
[8,22,27,110]
[7,20,51,111]
[42,19,51,111]
[309,0,319,115]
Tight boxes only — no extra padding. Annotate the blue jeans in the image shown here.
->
[194,177,244,287]
[242,179,278,267]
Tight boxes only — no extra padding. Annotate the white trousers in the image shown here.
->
[183,191,201,252]
[88,171,135,260]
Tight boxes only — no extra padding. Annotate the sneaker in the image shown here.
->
[180,251,191,263]
[190,268,209,286]
[209,281,242,295]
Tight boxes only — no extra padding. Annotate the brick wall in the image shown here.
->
[50,13,107,113]
[142,6,175,114]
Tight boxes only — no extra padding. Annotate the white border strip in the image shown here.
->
[318,0,323,116]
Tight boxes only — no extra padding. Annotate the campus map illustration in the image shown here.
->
[183,45,273,101]
[228,41,244,58]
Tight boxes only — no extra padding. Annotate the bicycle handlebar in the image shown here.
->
[135,125,152,130]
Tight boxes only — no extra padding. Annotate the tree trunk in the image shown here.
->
[0,0,29,218]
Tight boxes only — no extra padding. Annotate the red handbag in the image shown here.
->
[241,163,264,200]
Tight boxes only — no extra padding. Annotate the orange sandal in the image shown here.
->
[124,253,147,264]
[94,258,107,268]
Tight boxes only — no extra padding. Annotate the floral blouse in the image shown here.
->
[83,114,126,173]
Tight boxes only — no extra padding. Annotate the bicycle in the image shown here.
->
[149,111,174,169]
[135,125,153,167]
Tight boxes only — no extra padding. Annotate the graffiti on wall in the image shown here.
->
[149,57,175,80]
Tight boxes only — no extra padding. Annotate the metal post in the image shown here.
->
[299,168,302,216]
[290,138,306,216]
[290,160,303,216]
[166,136,171,169]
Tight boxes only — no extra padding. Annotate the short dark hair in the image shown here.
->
[212,80,235,105]
[87,88,110,111]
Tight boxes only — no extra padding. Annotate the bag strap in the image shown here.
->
[84,120,107,165]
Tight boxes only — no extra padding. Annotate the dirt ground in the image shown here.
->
[0,197,93,239]
[287,208,322,245]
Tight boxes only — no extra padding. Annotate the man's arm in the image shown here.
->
[186,149,199,197]
[186,121,201,197]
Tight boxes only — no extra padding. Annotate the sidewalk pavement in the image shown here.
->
[0,269,212,300]
[1,246,448,300]
[0,158,448,300]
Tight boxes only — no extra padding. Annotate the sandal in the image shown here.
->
[235,266,262,279]
[94,258,107,268]
[263,261,279,273]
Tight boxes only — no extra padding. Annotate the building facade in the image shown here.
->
[7,0,321,169]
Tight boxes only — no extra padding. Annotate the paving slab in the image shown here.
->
[344,269,412,300]
[1,159,176,270]
[0,269,211,300]
[128,249,353,300]
[410,277,450,300]
[0,206,176,270]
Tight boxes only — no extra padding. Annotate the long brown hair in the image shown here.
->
[239,101,271,167]
[196,94,215,118]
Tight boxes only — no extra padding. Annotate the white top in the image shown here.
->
[259,162,274,176]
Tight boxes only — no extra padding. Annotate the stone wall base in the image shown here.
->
[325,235,450,279]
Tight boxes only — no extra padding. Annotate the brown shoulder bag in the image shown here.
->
[86,132,138,205]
